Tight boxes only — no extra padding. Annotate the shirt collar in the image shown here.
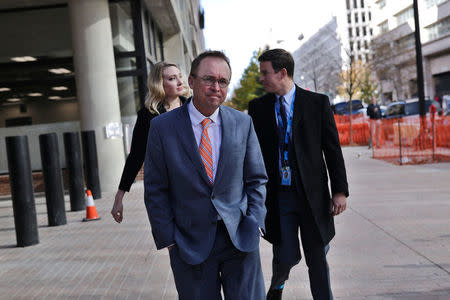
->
[188,99,220,125]
[276,84,296,107]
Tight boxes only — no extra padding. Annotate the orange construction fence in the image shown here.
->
[334,113,450,165]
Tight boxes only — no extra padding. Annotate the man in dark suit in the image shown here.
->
[248,48,349,300]
[144,50,267,299]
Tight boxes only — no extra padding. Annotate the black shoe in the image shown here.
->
[266,288,283,300]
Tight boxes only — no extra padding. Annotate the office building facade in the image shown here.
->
[0,0,205,192]
[371,0,450,102]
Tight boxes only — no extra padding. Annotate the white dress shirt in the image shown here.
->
[275,84,296,129]
[188,100,222,181]
[275,84,296,170]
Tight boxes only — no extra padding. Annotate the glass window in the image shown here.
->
[348,13,351,23]
[363,26,367,36]
[396,6,414,26]
[361,0,365,8]
[346,0,351,10]
[387,103,405,117]
[151,20,158,60]
[379,20,389,33]
[426,0,447,8]
[353,0,358,8]
[427,16,450,40]
[110,2,135,52]
[115,56,137,72]
[144,10,153,56]
[396,33,415,49]
[356,27,360,36]
[117,76,140,117]
[0,6,78,127]
[362,12,366,23]
[348,28,353,37]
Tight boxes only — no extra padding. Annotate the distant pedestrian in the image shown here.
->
[144,50,267,299]
[249,48,349,300]
[367,98,381,149]
[111,62,188,223]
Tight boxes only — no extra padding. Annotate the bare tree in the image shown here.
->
[339,50,363,145]
[370,36,414,102]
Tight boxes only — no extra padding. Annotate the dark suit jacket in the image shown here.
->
[144,101,267,265]
[118,97,186,191]
[248,85,349,245]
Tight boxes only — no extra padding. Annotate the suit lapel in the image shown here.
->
[213,106,235,188]
[293,85,305,132]
[175,102,211,186]
[266,94,278,135]
[263,94,280,166]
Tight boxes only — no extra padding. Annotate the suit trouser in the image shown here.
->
[169,221,265,300]
[270,189,333,300]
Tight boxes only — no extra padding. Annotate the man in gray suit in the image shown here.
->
[144,50,268,299]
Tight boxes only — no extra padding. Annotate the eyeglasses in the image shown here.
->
[192,75,230,88]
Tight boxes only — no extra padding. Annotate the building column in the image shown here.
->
[423,56,434,99]
[68,0,125,193]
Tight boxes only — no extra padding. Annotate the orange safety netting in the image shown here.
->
[334,113,450,165]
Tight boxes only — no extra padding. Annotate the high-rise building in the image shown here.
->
[293,17,342,101]
[371,0,450,102]
[292,1,376,102]
[345,0,375,63]
[0,0,205,192]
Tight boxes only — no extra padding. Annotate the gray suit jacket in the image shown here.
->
[144,101,267,265]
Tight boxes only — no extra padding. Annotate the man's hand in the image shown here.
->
[167,244,175,252]
[330,193,347,216]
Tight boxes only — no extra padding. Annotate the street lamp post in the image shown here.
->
[413,0,425,117]
[413,0,431,150]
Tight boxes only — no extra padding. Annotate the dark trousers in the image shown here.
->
[169,221,265,300]
[270,189,333,300]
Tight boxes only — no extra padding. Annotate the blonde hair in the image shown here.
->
[145,62,188,114]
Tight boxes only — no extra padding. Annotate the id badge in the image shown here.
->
[281,166,291,186]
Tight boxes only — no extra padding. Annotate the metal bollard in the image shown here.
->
[63,132,85,211]
[5,136,39,247]
[81,130,101,199]
[39,133,67,226]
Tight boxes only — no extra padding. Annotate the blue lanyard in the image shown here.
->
[274,91,295,165]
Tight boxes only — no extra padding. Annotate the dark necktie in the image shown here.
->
[278,96,287,136]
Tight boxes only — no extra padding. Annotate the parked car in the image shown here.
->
[442,95,450,116]
[385,98,432,119]
[380,105,387,117]
[332,100,365,115]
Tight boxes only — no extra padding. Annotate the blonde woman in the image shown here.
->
[111,62,188,223]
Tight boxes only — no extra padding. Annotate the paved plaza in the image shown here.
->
[0,147,449,299]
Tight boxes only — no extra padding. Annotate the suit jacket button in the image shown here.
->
[211,195,215,200]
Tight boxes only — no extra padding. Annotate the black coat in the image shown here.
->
[248,86,349,245]
[118,97,186,191]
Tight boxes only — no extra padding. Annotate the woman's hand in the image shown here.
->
[111,190,125,223]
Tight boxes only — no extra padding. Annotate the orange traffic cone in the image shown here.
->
[83,189,101,222]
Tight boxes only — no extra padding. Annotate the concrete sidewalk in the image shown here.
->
[0,147,449,299]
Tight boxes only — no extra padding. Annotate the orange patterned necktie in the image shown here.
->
[199,118,214,185]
